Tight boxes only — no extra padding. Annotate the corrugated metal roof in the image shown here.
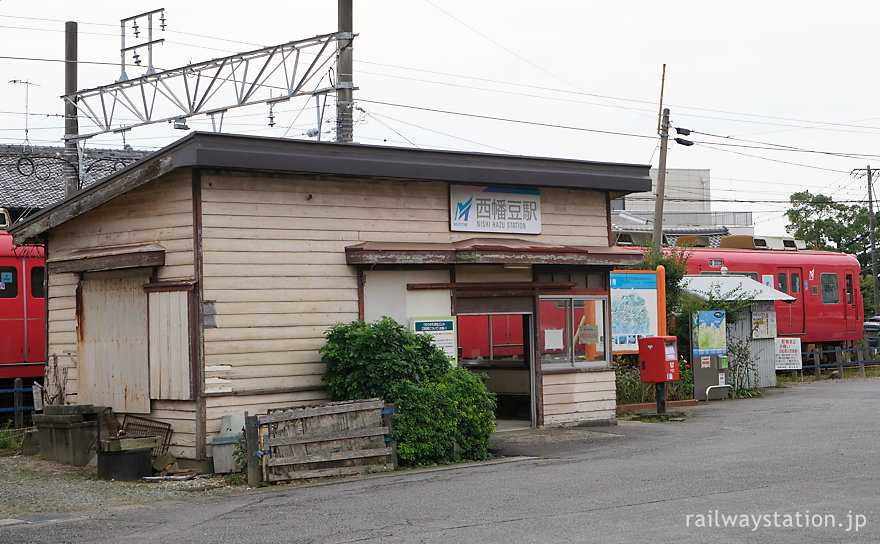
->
[681,274,795,301]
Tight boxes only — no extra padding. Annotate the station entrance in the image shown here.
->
[455,295,536,427]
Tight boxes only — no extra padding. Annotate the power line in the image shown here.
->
[691,131,880,160]
[372,108,516,154]
[695,143,849,174]
[357,98,659,141]
[7,13,880,140]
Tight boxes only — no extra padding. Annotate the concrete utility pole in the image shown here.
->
[63,21,79,196]
[853,166,880,315]
[336,0,354,143]
[868,166,879,315]
[652,108,670,248]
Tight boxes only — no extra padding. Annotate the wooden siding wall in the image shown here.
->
[45,171,198,458]
[542,371,616,425]
[199,172,610,439]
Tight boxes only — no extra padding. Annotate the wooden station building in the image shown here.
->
[10,133,651,463]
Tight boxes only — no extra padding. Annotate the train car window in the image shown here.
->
[846,274,853,305]
[30,266,45,298]
[820,273,839,304]
[0,266,18,298]
[708,259,723,267]
[700,271,759,282]
[777,273,787,293]
[791,273,800,294]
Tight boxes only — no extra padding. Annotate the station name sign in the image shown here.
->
[450,185,541,234]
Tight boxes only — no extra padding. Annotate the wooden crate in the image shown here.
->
[255,399,395,483]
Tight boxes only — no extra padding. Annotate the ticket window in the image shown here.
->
[538,296,608,370]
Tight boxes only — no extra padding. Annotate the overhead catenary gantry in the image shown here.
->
[64,32,355,141]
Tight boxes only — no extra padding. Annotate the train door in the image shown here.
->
[844,270,857,332]
[0,258,24,365]
[777,267,804,335]
[24,261,45,363]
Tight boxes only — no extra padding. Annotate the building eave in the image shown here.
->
[10,132,651,245]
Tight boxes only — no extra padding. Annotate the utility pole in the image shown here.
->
[868,166,879,315]
[652,108,670,248]
[63,21,79,196]
[336,0,354,143]
[853,166,879,315]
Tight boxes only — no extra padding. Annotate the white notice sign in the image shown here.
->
[544,329,565,350]
[412,317,458,363]
[752,311,777,339]
[775,337,803,370]
[577,325,599,344]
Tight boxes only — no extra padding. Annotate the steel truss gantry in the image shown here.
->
[65,32,353,140]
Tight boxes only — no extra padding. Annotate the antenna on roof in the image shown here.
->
[8,79,39,149]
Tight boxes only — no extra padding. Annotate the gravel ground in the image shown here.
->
[0,453,240,520]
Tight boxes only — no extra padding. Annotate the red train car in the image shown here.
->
[683,245,863,348]
[0,209,46,381]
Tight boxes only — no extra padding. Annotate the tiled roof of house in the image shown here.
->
[0,144,149,209]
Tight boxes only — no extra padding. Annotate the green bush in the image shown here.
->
[438,367,496,461]
[392,368,496,466]
[393,380,457,466]
[320,317,451,401]
[614,355,694,405]
[320,318,497,466]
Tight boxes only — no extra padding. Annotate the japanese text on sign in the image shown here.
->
[451,185,541,234]
[775,337,803,370]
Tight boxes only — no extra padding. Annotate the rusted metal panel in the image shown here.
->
[408,281,575,291]
[346,239,643,266]
[78,270,150,413]
[48,243,166,274]
[148,290,192,400]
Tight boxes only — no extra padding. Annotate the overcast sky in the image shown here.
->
[2,1,880,236]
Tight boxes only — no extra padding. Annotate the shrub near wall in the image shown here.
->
[320,317,497,466]
[439,367,496,461]
[320,317,450,402]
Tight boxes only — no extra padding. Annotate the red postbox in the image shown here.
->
[637,336,679,383]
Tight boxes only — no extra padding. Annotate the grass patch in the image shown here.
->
[0,421,21,453]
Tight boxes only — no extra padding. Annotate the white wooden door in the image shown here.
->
[148,290,192,400]
[78,270,150,413]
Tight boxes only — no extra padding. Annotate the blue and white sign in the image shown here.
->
[450,185,541,234]
[610,271,661,353]
[692,310,728,356]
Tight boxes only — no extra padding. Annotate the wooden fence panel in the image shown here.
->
[255,398,395,483]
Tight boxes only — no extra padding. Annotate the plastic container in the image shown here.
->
[97,448,152,481]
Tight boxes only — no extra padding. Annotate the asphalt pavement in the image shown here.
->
[4,378,880,543]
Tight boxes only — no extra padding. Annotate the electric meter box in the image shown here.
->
[637,336,679,383]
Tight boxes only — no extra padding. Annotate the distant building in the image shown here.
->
[611,168,754,247]
[0,144,148,222]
